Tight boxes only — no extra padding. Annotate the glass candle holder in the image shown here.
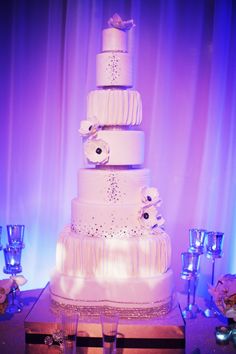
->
[3,246,23,275]
[206,231,224,258]
[181,252,200,280]
[7,224,25,248]
[100,313,119,354]
[215,326,231,345]
[204,231,224,318]
[61,312,78,354]
[189,228,207,254]
[180,252,200,319]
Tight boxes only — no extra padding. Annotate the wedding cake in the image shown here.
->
[50,14,174,317]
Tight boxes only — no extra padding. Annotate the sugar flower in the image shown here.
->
[84,139,110,164]
[78,119,99,137]
[108,13,135,31]
[141,187,161,205]
[139,205,165,230]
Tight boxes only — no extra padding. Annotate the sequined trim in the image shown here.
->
[50,294,174,320]
[71,222,165,239]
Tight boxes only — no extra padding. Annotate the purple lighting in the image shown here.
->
[0,0,235,294]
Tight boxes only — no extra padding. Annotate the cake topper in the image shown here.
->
[108,13,135,31]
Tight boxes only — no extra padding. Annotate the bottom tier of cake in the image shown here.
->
[50,268,174,318]
[50,224,174,318]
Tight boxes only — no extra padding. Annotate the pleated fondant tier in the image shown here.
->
[55,226,171,278]
[87,89,142,126]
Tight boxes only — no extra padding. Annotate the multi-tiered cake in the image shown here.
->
[50,14,174,317]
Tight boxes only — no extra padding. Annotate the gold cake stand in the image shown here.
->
[24,284,185,353]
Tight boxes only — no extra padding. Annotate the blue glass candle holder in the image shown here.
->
[3,245,23,313]
[188,228,207,314]
[189,228,207,254]
[206,231,224,259]
[7,224,25,248]
[180,252,200,319]
[204,231,224,318]
[215,326,231,345]
[3,246,23,275]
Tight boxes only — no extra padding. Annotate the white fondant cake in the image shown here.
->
[77,168,149,204]
[83,130,144,166]
[87,89,142,126]
[102,27,128,52]
[55,226,171,278]
[50,14,174,317]
[96,52,132,87]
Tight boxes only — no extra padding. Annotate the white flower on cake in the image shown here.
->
[139,205,165,230]
[108,13,135,31]
[84,139,110,164]
[141,187,161,205]
[78,119,99,137]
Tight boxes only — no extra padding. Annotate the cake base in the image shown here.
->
[50,267,174,318]
[24,284,185,353]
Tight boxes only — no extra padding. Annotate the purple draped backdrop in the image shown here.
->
[0,0,235,297]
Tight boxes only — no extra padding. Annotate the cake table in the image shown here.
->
[24,284,185,353]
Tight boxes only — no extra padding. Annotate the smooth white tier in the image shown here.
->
[96,52,132,87]
[55,226,171,278]
[77,168,150,204]
[50,260,173,309]
[84,130,144,166]
[102,28,127,52]
[87,89,142,126]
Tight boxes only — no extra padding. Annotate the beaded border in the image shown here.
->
[50,295,174,320]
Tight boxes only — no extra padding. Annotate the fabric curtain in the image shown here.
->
[0,0,235,295]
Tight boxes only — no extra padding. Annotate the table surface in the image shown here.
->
[0,289,235,354]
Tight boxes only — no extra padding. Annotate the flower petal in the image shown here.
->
[78,119,99,137]
[84,139,110,164]
[141,187,160,205]
[11,275,27,286]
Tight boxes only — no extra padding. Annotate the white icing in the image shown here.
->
[55,226,171,278]
[71,198,148,238]
[87,89,142,125]
[84,130,144,166]
[50,266,174,308]
[96,52,132,87]
[77,168,150,204]
[50,16,174,314]
[71,197,165,240]
[102,28,127,52]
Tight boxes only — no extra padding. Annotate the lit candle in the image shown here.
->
[215,326,231,344]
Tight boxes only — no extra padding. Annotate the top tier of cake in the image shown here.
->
[102,28,128,52]
[96,26,133,87]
